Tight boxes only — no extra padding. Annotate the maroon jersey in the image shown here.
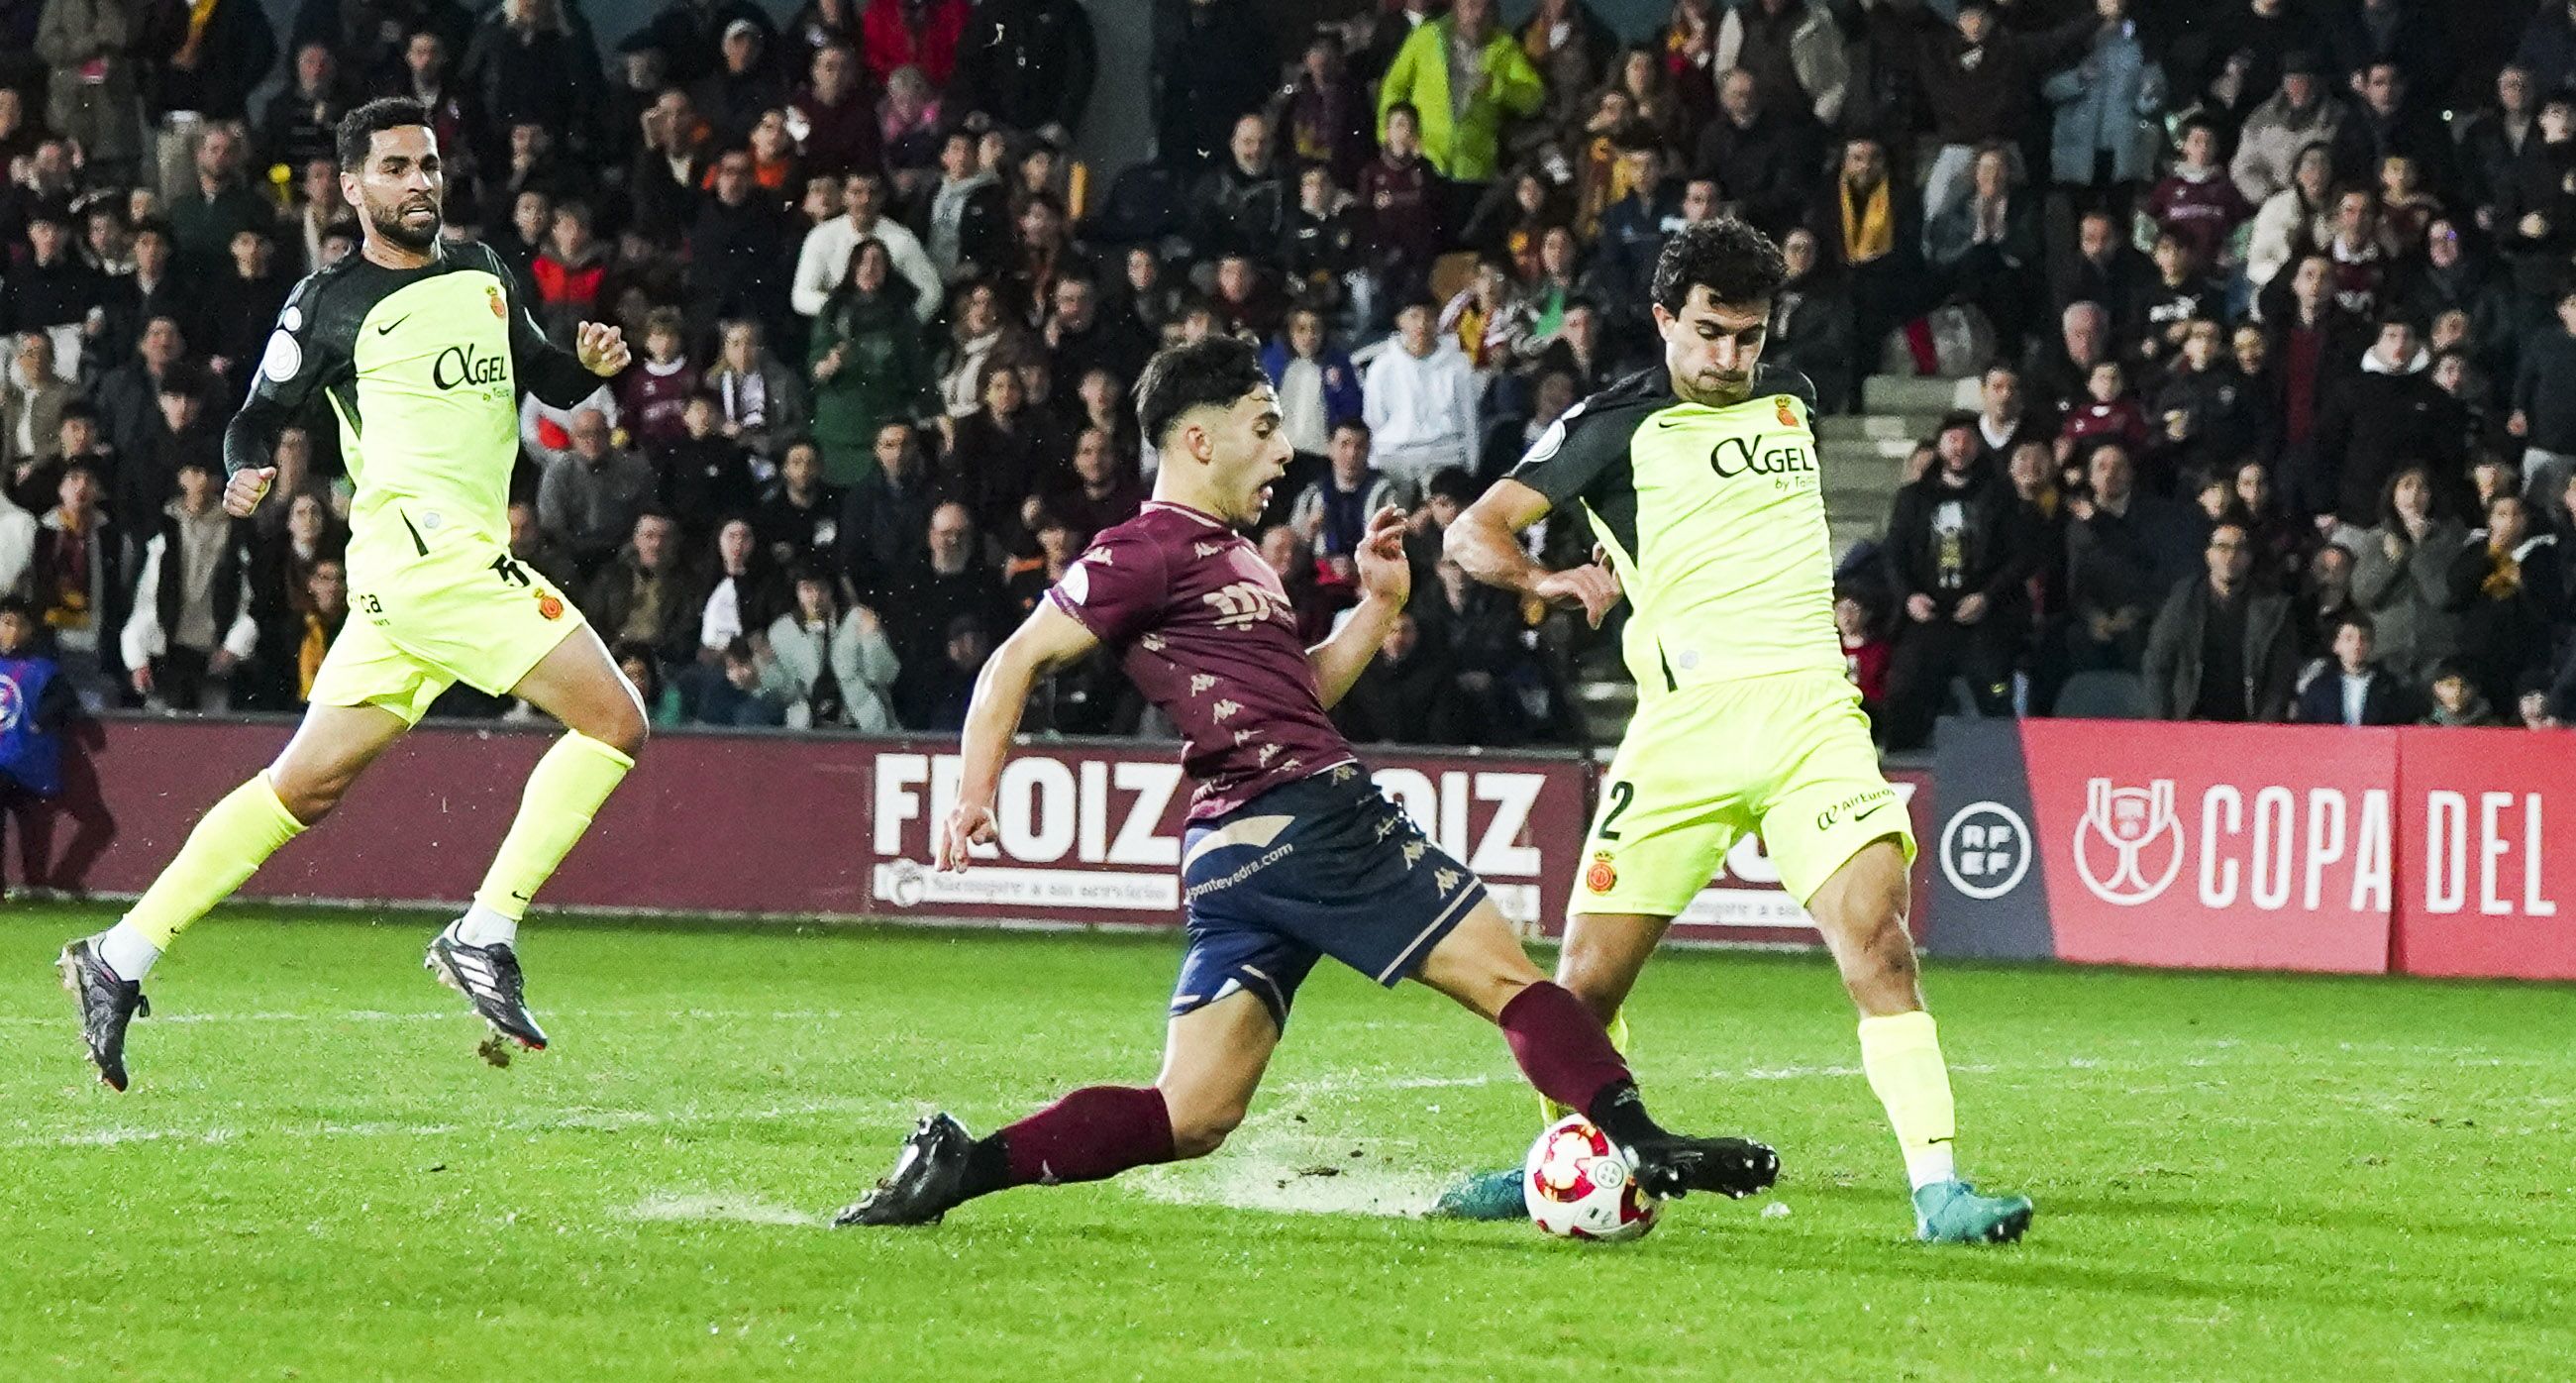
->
[1048,500,1356,819]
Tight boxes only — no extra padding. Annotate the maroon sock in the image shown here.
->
[978,1085,1177,1193]
[1498,981,1636,1115]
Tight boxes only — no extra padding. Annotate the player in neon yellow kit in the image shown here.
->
[1439,219,2032,1243]
[59,98,643,1088]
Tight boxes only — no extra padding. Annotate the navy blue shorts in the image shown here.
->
[1170,764,1490,1030]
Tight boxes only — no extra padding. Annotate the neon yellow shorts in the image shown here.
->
[1572,671,1914,915]
[310,533,586,726]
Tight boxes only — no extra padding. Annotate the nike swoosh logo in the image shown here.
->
[376,315,410,335]
[1853,801,1897,825]
[1655,416,1693,429]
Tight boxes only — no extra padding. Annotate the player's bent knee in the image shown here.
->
[577,692,649,758]
[1555,950,1636,1020]
[1164,1100,1248,1160]
[266,767,353,826]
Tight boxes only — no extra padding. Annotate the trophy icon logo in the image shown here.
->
[2073,778,2184,906]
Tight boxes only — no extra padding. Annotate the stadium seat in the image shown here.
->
[2053,671,2152,720]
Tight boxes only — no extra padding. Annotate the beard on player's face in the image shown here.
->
[364,191,442,252]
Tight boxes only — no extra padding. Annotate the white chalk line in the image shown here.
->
[620,1191,826,1228]
[3,1095,915,1150]
[0,1007,877,1027]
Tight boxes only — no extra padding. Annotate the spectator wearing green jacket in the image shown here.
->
[1375,0,1544,185]
[808,238,933,485]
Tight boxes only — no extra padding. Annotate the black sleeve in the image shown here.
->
[223,274,338,479]
[1060,10,1099,131]
[1503,399,1636,512]
[30,665,77,734]
[1885,486,1928,596]
[490,244,604,407]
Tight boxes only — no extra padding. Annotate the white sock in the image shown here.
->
[96,920,162,983]
[451,904,519,949]
[1905,1143,1958,1192]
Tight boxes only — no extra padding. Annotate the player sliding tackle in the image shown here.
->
[1434,218,2031,1243]
[59,99,644,1088]
[833,338,1778,1226]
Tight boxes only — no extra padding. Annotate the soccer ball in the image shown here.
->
[1523,1114,1660,1241]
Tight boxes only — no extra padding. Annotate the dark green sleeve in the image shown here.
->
[1504,400,1638,512]
[223,273,345,479]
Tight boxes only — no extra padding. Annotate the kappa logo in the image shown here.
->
[1375,815,1399,840]
[1188,673,1216,695]
[1279,758,1301,775]
[2073,779,2185,906]
[1331,765,1358,785]
[1234,728,1256,745]
[1257,743,1282,766]
[1194,541,1224,559]
[1140,632,1166,652]
[1432,867,1462,896]
[1211,698,1243,721]
[1202,581,1288,630]
[1938,801,2031,902]
[1400,840,1426,867]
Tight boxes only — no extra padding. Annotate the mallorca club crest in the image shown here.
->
[536,590,565,621]
[2072,778,2183,906]
[1775,395,1800,429]
[1585,851,1618,895]
[486,285,507,319]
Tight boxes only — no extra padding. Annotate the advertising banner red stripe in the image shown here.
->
[2019,720,2395,973]
[33,719,1597,935]
[2390,727,2575,980]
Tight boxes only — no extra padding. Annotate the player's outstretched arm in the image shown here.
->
[1309,505,1409,710]
[1448,479,1622,628]
[939,599,1101,872]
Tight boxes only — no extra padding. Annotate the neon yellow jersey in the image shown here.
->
[224,240,600,581]
[1508,364,1841,692]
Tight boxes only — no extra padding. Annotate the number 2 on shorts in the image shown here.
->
[1597,780,1635,841]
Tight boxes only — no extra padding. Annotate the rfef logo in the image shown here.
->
[1938,801,2029,901]
[2073,778,2184,905]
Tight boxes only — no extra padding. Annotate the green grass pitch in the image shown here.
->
[5,904,2571,1381]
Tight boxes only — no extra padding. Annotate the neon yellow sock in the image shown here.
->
[470,732,633,921]
[1859,1010,1958,1190]
[1541,1008,1631,1122]
[122,774,307,951]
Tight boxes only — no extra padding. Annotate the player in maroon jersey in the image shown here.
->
[834,337,1778,1227]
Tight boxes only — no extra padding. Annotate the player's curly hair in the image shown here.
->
[1136,336,1271,449]
[337,97,433,171]
[1651,218,1788,315]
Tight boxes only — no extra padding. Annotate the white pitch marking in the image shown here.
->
[6,1097,911,1150]
[622,1192,823,1228]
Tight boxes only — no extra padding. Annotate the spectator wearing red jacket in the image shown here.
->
[2060,360,2150,459]
[532,201,609,342]
[861,0,967,89]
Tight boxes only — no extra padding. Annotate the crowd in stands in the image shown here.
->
[1,0,2573,755]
